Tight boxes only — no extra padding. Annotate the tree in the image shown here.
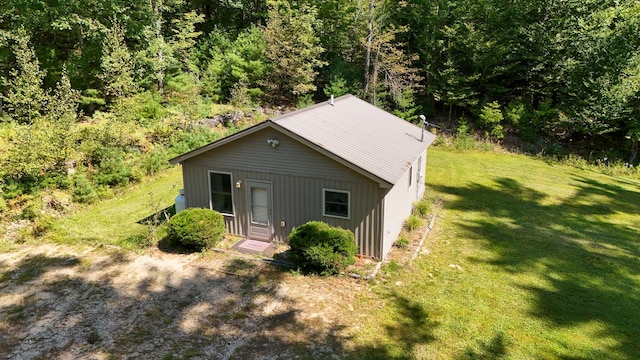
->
[362,0,422,109]
[478,101,504,140]
[100,19,139,102]
[1,29,48,124]
[262,0,326,104]
[47,67,80,121]
[197,26,267,103]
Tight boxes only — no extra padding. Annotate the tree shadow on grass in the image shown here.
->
[432,175,640,358]
[458,331,509,360]
[0,250,349,359]
[349,292,438,359]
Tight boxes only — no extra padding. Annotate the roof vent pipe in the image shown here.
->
[330,95,334,106]
[419,114,426,142]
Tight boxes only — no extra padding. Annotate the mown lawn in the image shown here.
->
[36,147,640,359]
[46,166,183,249]
[350,148,640,359]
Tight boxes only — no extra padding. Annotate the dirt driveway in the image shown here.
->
[0,244,368,359]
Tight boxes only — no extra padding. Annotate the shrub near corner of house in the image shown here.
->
[167,208,226,250]
[288,221,357,275]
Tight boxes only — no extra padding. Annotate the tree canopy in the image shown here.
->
[1,0,639,194]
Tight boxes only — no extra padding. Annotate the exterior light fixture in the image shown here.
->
[267,138,279,147]
[235,180,242,189]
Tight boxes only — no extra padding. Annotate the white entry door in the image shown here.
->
[247,180,272,241]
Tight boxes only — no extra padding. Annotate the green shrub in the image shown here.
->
[72,173,98,204]
[32,213,54,237]
[94,151,134,186]
[167,208,226,250]
[413,200,432,218]
[139,147,168,176]
[288,221,357,275]
[405,214,423,231]
[396,235,410,249]
[478,101,505,140]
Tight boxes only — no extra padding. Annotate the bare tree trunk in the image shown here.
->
[364,0,374,100]
[151,0,164,94]
[629,141,638,164]
[372,39,381,106]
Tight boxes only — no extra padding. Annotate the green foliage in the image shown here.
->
[362,2,422,110]
[32,213,54,237]
[164,72,201,106]
[75,113,141,165]
[1,28,48,124]
[412,200,432,218]
[170,11,205,75]
[532,99,559,140]
[72,173,98,204]
[391,89,421,122]
[262,1,326,103]
[395,235,410,249]
[111,91,166,126]
[47,68,80,122]
[197,26,267,103]
[1,117,75,182]
[504,100,526,128]
[478,101,504,140]
[167,125,220,158]
[100,19,138,101]
[140,147,168,176]
[167,208,226,250]
[94,149,135,187]
[453,120,477,151]
[323,76,349,98]
[404,214,423,231]
[288,221,357,275]
[79,89,106,115]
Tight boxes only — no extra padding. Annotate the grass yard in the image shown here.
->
[6,147,639,359]
[45,166,183,249]
[350,148,640,359]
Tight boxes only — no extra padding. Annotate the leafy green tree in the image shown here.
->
[169,10,205,75]
[262,0,326,104]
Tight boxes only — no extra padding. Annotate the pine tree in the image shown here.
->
[100,20,139,102]
[262,0,326,104]
[1,28,48,124]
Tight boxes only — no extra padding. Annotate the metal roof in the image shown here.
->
[169,94,436,186]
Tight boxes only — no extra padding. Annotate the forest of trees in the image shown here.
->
[1,0,640,207]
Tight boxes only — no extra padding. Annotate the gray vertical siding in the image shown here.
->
[181,127,387,258]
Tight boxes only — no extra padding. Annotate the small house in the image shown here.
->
[169,95,436,259]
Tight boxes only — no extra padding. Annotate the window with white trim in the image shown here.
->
[323,189,350,219]
[209,172,234,215]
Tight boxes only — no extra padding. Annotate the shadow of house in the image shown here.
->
[136,204,176,226]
